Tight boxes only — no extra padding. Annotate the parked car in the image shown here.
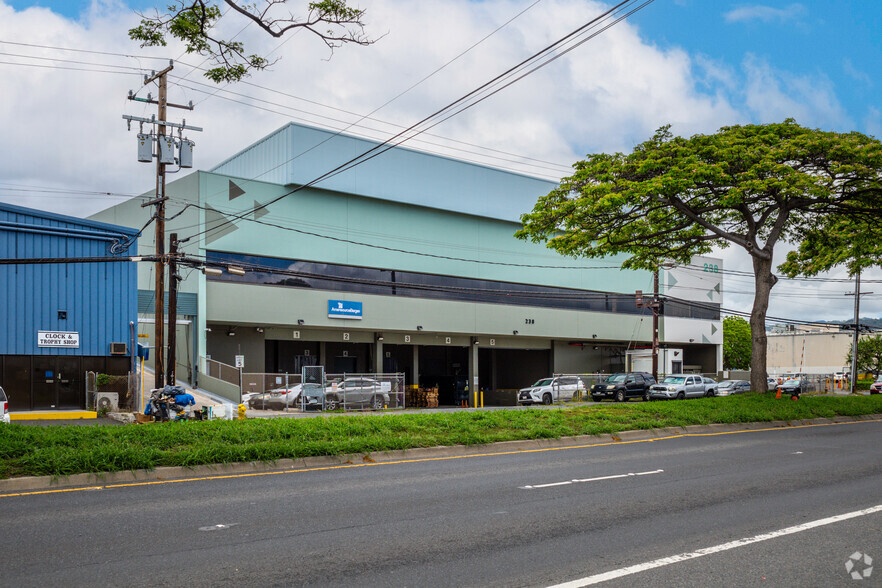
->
[767,377,777,391]
[700,376,718,396]
[247,383,324,410]
[325,377,392,410]
[0,386,8,424]
[517,376,586,406]
[870,376,882,394]
[649,374,707,400]
[591,372,656,402]
[778,378,806,397]
[716,380,751,396]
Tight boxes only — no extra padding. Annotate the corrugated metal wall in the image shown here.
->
[0,203,138,356]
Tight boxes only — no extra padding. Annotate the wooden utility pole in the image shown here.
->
[167,233,179,386]
[636,270,661,381]
[124,61,201,391]
[652,269,659,382]
[145,63,172,391]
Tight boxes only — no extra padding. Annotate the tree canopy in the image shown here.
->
[846,335,882,379]
[130,0,376,82]
[516,120,882,393]
[723,316,751,370]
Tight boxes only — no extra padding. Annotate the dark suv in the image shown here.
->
[591,372,657,402]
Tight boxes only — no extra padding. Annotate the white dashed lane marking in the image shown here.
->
[521,469,664,490]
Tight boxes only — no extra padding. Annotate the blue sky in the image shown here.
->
[633,0,880,135]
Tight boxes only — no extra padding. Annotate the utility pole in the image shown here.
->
[652,269,660,382]
[123,61,201,391]
[149,63,170,391]
[636,271,661,382]
[167,233,180,386]
[845,272,872,394]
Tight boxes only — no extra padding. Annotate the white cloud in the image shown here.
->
[843,58,872,87]
[723,3,806,24]
[741,54,852,130]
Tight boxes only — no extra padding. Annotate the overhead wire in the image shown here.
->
[177,0,651,244]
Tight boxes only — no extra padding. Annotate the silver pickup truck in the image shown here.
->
[649,375,716,400]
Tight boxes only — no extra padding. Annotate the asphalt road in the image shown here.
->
[1,419,881,587]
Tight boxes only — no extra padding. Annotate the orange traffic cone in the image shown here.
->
[775,387,782,399]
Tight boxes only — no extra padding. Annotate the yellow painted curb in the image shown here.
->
[11,411,97,421]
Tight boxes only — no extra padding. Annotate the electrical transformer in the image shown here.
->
[137,134,153,162]
[179,139,194,168]
[158,136,176,164]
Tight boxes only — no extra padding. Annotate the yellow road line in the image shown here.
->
[1,418,879,499]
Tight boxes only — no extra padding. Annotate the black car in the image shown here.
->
[591,372,657,402]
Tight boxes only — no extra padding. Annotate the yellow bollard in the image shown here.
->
[480,390,484,408]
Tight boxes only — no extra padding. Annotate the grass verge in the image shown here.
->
[1,393,880,479]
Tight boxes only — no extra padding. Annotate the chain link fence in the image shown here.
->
[85,371,138,411]
[242,372,406,412]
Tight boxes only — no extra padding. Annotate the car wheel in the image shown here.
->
[677,391,685,400]
[542,393,553,405]
[615,390,626,403]
[643,390,651,402]
[325,396,339,411]
[371,395,384,410]
[706,389,715,397]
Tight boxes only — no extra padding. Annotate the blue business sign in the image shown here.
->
[328,300,363,320]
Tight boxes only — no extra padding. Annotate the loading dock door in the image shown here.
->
[418,345,468,405]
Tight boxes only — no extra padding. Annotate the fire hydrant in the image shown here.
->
[237,403,247,420]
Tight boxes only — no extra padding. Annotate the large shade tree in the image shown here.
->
[130,0,377,82]
[516,120,882,394]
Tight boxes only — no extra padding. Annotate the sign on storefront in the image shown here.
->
[37,331,79,348]
[328,300,363,320]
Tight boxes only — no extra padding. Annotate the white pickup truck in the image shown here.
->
[649,375,716,400]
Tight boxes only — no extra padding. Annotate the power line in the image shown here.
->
[0,39,169,60]
[179,0,653,244]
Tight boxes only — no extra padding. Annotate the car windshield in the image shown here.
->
[605,374,628,383]
[783,378,801,385]
[718,380,737,387]
[662,376,686,384]
[532,378,554,387]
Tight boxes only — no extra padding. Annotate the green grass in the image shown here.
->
[1,393,881,480]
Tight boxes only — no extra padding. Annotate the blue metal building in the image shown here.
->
[0,202,138,411]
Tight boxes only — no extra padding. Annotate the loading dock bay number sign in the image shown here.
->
[38,331,80,348]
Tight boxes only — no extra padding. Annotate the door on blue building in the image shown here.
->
[31,357,83,410]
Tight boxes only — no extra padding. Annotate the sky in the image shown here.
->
[0,0,880,324]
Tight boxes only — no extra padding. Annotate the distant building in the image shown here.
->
[0,202,138,411]
[766,330,868,375]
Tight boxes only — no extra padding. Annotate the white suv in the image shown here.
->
[0,386,9,424]
[518,376,585,406]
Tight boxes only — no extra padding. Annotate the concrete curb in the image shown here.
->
[2,414,880,494]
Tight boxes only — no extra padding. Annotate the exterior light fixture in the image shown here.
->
[227,330,236,337]
[417,326,423,331]
[689,338,695,343]
[256,327,264,333]
[227,266,246,276]
[376,334,384,341]
[513,330,518,335]
[592,333,598,338]
[297,319,305,325]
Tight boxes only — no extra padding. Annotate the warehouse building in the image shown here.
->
[0,202,138,411]
[91,122,723,404]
